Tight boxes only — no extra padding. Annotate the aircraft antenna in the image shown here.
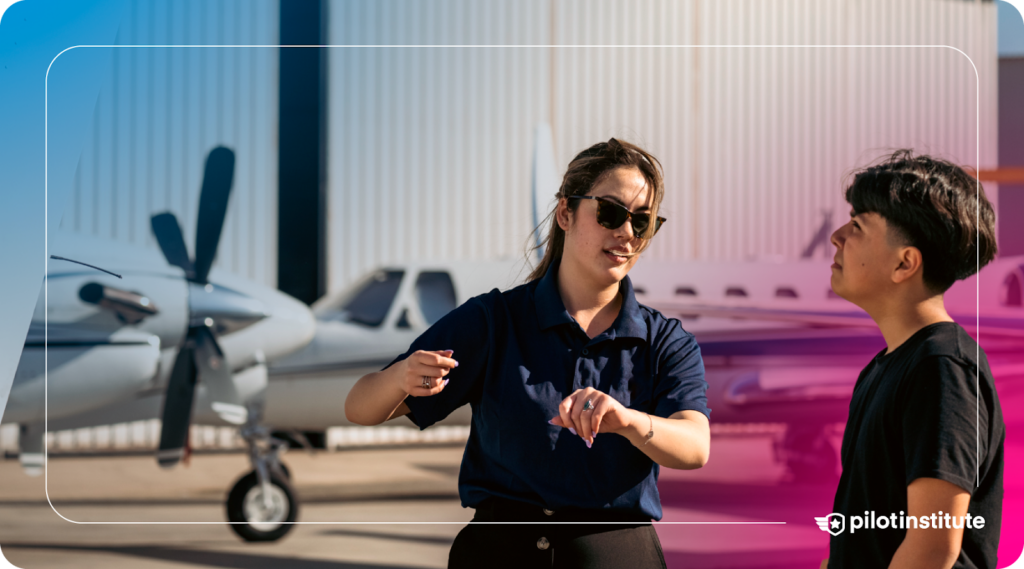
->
[49,255,122,278]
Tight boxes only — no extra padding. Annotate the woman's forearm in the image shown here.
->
[617,409,710,470]
[345,349,457,425]
[344,365,409,426]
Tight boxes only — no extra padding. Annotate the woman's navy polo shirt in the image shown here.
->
[385,261,709,520]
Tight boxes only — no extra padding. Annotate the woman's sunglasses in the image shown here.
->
[567,195,666,238]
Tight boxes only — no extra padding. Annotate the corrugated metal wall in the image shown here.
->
[552,0,997,262]
[326,0,552,291]
[326,0,997,292]
[60,0,280,286]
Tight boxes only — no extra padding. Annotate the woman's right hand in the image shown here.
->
[396,349,458,397]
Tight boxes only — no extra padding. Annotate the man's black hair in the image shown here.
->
[844,150,997,293]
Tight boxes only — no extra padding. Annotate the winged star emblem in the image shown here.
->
[815,513,845,536]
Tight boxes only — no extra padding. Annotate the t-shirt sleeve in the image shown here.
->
[381,291,494,430]
[901,355,984,494]
[652,319,710,419]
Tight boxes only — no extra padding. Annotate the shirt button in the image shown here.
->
[581,348,589,355]
[536,537,550,550]
[542,508,555,516]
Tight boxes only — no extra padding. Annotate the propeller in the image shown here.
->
[151,147,239,468]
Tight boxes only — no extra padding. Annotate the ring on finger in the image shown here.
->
[421,376,432,389]
[582,399,595,411]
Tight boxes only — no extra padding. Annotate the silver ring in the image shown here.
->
[421,376,432,389]
[582,399,595,411]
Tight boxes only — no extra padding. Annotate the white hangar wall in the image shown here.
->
[325,0,997,294]
[550,0,997,262]
[58,0,281,287]
[325,0,553,292]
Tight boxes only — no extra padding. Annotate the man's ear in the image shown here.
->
[555,197,572,231]
[891,246,924,285]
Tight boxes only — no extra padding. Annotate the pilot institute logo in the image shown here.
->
[815,513,845,536]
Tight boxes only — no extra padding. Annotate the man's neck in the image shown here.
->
[866,293,954,354]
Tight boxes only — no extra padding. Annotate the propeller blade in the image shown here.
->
[193,326,248,425]
[157,338,198,468]
[193,147,235,283]
[151,213,195,278]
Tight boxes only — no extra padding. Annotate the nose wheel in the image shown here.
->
[226,470,297,541]
[227,412,298,542]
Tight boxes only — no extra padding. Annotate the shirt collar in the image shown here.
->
[533,260,648,342]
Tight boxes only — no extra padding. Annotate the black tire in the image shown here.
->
[226,470,298,542]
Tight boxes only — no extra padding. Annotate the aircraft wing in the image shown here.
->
[647,299,1024,341]
[647,300,876,328]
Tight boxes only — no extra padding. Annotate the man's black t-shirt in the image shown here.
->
[829,322,1004,568]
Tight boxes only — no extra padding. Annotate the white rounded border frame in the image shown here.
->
[41,43,983,523]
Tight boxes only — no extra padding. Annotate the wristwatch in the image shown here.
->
[643,413,654,446]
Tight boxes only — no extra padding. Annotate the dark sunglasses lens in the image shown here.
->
[631,214,650,236]
[595,200,629,230]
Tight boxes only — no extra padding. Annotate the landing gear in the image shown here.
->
[774,424,839,483]
[227,412,298,542]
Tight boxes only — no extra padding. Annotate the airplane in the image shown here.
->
[3,146,317,541]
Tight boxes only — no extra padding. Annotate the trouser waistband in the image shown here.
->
[473,497,653,524]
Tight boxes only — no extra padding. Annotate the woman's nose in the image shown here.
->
[614,218,635,240]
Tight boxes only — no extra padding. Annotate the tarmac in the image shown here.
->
[0,436,844,569]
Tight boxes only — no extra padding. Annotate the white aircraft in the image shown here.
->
[4,147,316,541]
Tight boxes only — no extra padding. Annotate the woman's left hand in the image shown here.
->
[550,387,637,448]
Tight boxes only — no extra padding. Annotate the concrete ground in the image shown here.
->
[0,436,842,569]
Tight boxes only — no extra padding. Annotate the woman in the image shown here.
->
[345,138,710,569]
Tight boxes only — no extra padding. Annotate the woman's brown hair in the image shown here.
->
[527,138,665,282]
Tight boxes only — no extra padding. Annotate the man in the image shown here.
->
[821,151,1004,569]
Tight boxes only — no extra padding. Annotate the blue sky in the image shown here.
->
[1000,1,1024,57]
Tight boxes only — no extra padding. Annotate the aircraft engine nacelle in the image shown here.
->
[5,329,161,424]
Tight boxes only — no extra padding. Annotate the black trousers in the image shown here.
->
[448,498,667,569]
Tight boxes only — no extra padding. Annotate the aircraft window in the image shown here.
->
[675,287,697,296]
[634,287,647,295]
[327,270,404,327]
[725,287,748,298]
[775,287,799,298]
[416,272,458,325]
[1002,270,1023,307]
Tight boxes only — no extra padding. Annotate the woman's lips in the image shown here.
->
[604,250,631,264]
